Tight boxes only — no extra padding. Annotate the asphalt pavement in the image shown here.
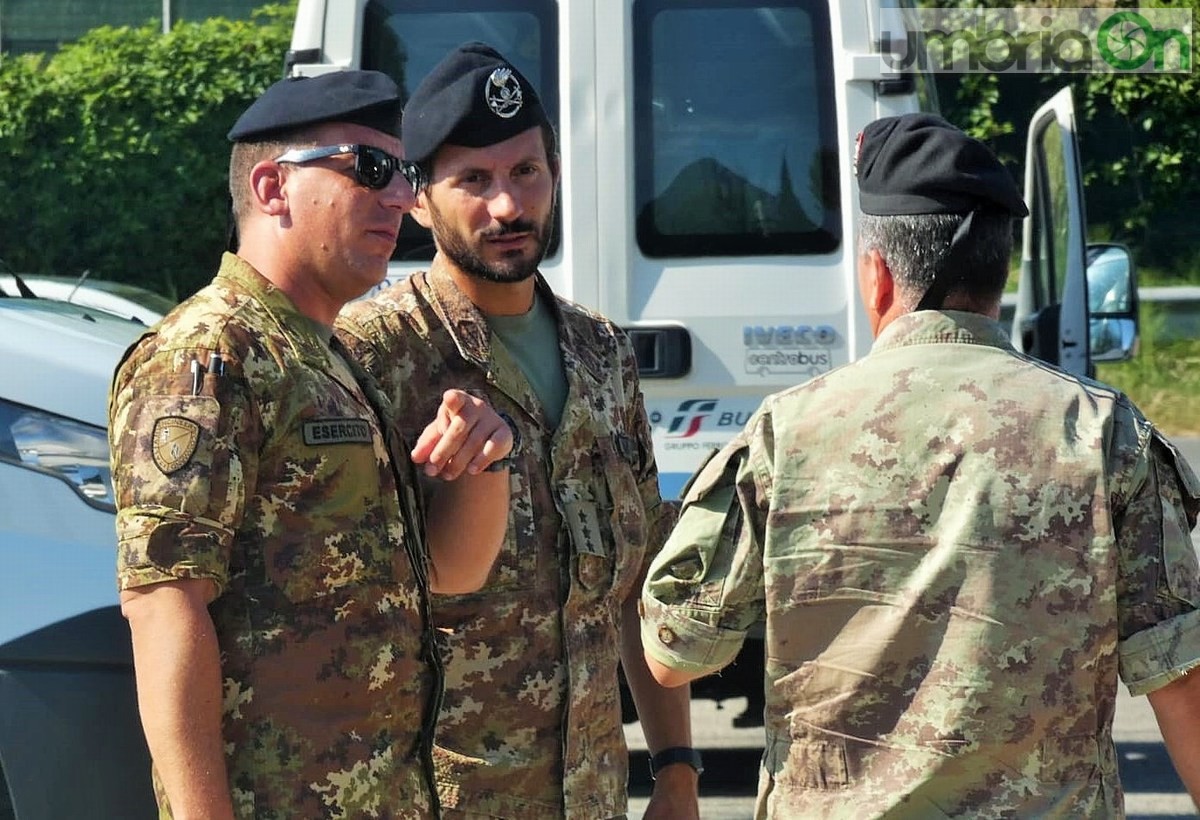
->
[627,437,1200,819]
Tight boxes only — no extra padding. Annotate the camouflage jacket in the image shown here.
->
[337,261,674,819]
[642,310,1200,819]
[111,254,440,819]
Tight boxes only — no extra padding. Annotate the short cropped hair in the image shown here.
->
[228,129,320,225]
[858,211,1015,310]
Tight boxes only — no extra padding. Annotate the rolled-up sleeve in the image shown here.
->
[111,343,253,595]
[641,416,770,678]
[1114,421,1200,696]
[1122,611,1200,696]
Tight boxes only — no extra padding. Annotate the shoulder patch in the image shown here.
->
[151,416,200,474]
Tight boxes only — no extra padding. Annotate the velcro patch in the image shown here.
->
[302,418,374,446]
[151,416,200,474]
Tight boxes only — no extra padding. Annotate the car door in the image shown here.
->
[1011,86,1089,376]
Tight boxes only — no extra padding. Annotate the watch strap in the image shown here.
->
[649,746,704,778]
[481,451,517,472]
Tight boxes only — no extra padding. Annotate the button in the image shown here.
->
[657,626,676,646]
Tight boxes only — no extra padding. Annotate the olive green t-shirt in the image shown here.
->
[487,293,567,429]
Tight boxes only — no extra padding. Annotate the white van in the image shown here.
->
[287,0,1136,719]
[288,0,1134,499]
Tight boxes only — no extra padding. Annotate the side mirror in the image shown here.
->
[1086,243,1139,363]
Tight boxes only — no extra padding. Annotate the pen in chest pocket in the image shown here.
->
[188,353,226,396]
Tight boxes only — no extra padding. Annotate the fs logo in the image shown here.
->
[664,399,718,438]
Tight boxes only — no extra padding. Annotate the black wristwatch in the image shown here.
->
[649,746,704,779]
[481,451,518,472]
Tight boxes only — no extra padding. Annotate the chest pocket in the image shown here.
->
[559,434,647,595]
[255,413,401,604]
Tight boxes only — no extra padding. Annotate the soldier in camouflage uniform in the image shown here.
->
[110,71,515,819]
[336,43,700,820]
[640,113,1200,817]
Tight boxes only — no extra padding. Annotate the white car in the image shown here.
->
[0,273,175,326]
[0,295,156,817]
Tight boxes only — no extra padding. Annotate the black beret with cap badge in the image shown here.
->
[402,42,550,165]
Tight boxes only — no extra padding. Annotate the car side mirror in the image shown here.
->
[1086,243,1139,363]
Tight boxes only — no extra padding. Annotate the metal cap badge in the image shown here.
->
[485,67,523,119]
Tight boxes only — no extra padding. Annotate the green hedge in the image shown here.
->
[0,3,294,300]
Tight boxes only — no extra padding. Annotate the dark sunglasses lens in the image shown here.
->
[355,148,394,190]
[401,162,426,195]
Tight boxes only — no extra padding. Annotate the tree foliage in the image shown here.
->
[932,0,1200,281]
[0,4,295,300]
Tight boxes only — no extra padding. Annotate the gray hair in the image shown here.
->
[857,211,1015,309]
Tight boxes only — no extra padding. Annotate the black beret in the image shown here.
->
[855,113,1028,218]
[227,70,402,142]
[402,42,550,165]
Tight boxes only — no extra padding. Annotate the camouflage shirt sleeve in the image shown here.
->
[111,338,257,595]
[640,406,773,676]
[1110,403,1200,696]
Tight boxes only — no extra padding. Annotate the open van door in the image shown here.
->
[1012,86,1089,376]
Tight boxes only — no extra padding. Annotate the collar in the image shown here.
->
[217,252,339,369]
[423,256,565,366]
[418,259,614,422]
[871,310,1014,356]
[423,257,493,366]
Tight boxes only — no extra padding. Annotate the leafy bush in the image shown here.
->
[0,3,295,300]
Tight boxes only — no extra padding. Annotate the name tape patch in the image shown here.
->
[303,418,374,446]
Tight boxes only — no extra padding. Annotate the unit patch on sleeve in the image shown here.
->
[151,416,201,474]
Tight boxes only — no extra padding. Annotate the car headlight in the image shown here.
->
[0,398,115,512]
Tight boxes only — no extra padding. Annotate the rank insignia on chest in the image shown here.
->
[151,416,200,474]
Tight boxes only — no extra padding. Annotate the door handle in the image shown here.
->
[623,326,691,379]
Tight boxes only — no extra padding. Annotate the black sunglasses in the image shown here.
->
[274,144,426,195]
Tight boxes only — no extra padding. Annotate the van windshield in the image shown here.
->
[635,1,840,257]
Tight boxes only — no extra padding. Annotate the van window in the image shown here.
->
[362,0,559,261]
[633,1,840,258]
[1022,118,1071,309]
